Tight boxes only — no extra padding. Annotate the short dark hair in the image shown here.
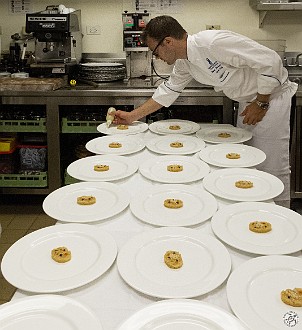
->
[142,15,187,43]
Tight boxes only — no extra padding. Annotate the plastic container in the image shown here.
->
[0,118,46,132]
[19,145,47,171]
[61,117,102,133]
[0,148,17,174]
[0,171,47,187]
[0,137,17,152]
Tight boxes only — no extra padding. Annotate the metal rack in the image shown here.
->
[249,0,302,27]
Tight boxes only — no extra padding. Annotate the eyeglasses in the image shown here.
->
[152,36,167,58]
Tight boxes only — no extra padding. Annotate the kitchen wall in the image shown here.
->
[0,0,301,54]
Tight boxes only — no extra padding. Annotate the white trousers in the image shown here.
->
[237,89,295,205]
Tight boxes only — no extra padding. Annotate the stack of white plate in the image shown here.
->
[78,62,126,82]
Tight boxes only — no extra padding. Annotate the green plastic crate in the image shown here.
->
[0,172,48,187]
[64,170,80,185]
[61,118,103,133]
[0,118,47,132]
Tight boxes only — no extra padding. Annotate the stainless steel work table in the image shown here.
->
[0,79,233,195]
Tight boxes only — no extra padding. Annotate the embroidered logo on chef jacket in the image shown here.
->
[206,58,230,83]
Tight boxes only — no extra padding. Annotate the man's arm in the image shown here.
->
[113,98,163,125]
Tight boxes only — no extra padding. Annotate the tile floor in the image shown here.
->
[0,195,302,306]
[0,195,56,304]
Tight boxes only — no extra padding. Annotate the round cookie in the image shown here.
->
[117,124,128,130]
[170,141,183,148]
[77,195,96,205]
[51,246,71,263]
[164,198,183,209]
[167,164,183,172]
[164,250,183,269]
[281,288,302,307]
[249,221,272,233]
[226,153,241,159]
[235,180,253,189]
[218,132,231,138]
[109,142,122,148]
[169,125,181,130]
[94,164,109,172]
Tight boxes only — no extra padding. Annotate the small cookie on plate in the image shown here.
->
[218,132,231,138]
[109,142,122,148]
[169,125,181,130]
[167,164,183,172]
[281,288,302,307]
[249,221,272,233]
[164,250,183,269]
[235,180,253,189]
[170,141,183,148]
[226,152,241,159]
[51,246,71,263]
[164,198,183,209]
[94,164,109,172]
[77,196,96,205]
[117,124,128,130]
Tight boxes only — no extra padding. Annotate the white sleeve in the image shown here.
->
[152,60,193,107]
[209,32,285,95]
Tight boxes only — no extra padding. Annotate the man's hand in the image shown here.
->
[240,102,268,125]
[113,110,137,125]
[113,98,163,125]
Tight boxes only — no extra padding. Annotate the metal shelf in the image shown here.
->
[249,0,302,27]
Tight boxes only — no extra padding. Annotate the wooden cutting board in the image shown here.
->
[0,77,66,91]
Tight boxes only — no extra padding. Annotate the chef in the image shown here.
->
[114,15,297,208]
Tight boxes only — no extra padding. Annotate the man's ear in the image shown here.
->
[164,36,173,46]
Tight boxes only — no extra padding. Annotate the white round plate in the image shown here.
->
[199,143,266,168]
[1,224,117,293]
[196,127,252,144]
[117,299,248,330]
[81,62,123,67]
[130,184,217,227]
[86,135,145,155]
[117,227,231,298]
[227,255,302,330]
[139,155,210,183]
[42,181,129,222]
[67,155,138,182]
[212,202,302,255]
[0,295,103,330]
[149,119,200,135]
[97,121,148,135]
[203,168,284,202]
[146,134,206,155]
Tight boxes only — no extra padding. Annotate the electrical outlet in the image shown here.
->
[86,25,101,35]
[206,25,221,30]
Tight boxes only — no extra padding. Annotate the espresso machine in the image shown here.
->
[25,5,82,77]
[122,11,151,79]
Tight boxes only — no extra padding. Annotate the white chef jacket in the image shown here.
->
[152,30,298,204]
[152,30,296,106]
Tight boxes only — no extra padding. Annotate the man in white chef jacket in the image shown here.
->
[114,15,297,208]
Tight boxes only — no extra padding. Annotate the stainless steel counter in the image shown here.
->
[0,77,222,97]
